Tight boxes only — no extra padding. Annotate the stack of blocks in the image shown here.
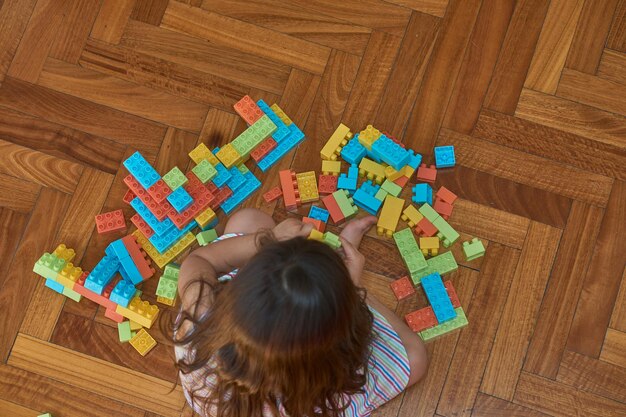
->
[156,263,180,306]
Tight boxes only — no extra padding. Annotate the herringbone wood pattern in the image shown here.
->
[1,0,625,416]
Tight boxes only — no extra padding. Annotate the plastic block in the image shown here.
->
[394,175,409,188]
[419,307,468,342]
[95,210,126,234]
[381,179,402,197]
[156,274,177,300]
[321,194,345,224]
[435,186,458,205]
[251,137,278,162]
[129,320,143,331]
[375,188,388,201]
[393,228,428,278]
[210,186,233,210]
[195,207,216,228]
[135,228,194,269]
[401,205,424,228]
[444,280,461,308]
[131,213,154,239]
[432,217,460,248]
[462,237,485,261]
[157,295,176,306]
[62,285,82,302]
[416,164,437,184]
[147,179,172,203]
[403,164,416,179]
[360,180,380,196]
[123,151,160,189]
[116,296,159,329]
[295,171,318,203]
[406,150,423,170]
[302,217,325,232]
[308,228,324,242]
[215,143,243,169]
[358,158,385,184]
[256,123,305,171]
[150,219,197,253]
[318,174,338,195]
[110,279,136,307]
[84,255,120,294]
[202,217,219,231]
[321,160,341,176]
[434,145,455,168]
[416,217,438,237]
[123,189,136,205]
[57,263,83,288]
[419,236,440,257]
[390,276,415,300]
[109,240,144,284]
[358,125,381,150]
[337,173,357,192]
[377,195,404,237]
[162,166,187,191]
[433,198,453,220]
[220,172,261,215]
[332,190,358,219]
[322,231,341,249]
[167,187,193,212]
[45,278,64,294]
[411,251,459,285]
[270,103,292,125]
[168,187,215,229]
[384,165,404,181]
[189,143,219,165]
[225,166,246,192]
[129,328,157,356]
[231,114,278,157]
[118,321,135,342]
[197,229,218,246]
[421,273,457,323]
[124,175,170,221]
[33,253,67,278]
[308,206,330,223]
[73,276,117,311]
[255,100,286,141]
[321,123,351,160]
[279,170,300,210]
[50,244,74,263]
[418,203,440,223]
[371,135,410,170]
[121,235,155,280]
[130,197,175,236]
[412,183,433,205]
[263,187,283,203]
[353,189,382,215]
[192,159,217,183]
[234,95,263,125]
[104,307,124,323]
[405,307,438,332]
[163,263,181,280]
[340,137,367,165]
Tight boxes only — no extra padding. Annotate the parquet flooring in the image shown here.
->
[0,1,624,416]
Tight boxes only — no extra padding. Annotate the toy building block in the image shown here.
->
[340,137,367,165]
[337,173,357,193]
[116,296,159,328]
[332,190,358,220]
[375,188,388,201]
[210,186,233,210]
[95,210,126,234]
[434,145,455,168]
[157,295,176,306]
[256,100,287,142]
[279,170,301,210]
[192,159,218,183]
[296,171,319,203]
[156,274,177,300]
[167,187,193,212]
[215,143,243,168]
[394,175,409,188]
[390,276,415,300]
[318,174,338,195]
[433,198,453,220]
[410,251,459,285]
[167,188,215,229]
[263,186,283,203]
[256,123,306,172]
[360,179,380,196]
[45,277,65,294]
[381,179,402,197]
[131,214,154,238]
[124,175,171,221]
[462,238,485,261]
[321,123,351,160]
[231,115,278,158]
[358,125,382,150]
[419,237,440,257]
[132,229,194,269]
[225,167,245,192]
[377,196,404,238]
[34,253,66,278]
[129,320,143,331]
[104,307,124,323]
[56,263,83,288]
[162,166,188,191]
[406,149,423,169]
[432,217,460,247]
[195,207,216,228]
[412,183,433,205]
[322,231,341,249]
[62,285,82,302]
[130,197,175,236]
[147,179,172,203]
[118,321,135,343]
[124,151,160,189]
[416,164,437,184]
[353,189,382,215]
[197,229,218,246]
[321,160,342,176]
[251,137,278,162]
[220,172,261,215]
[302,217,325,232]
[52,244,75,263]
[435,186,458,205]
[189,143,219,165]
[422,273,456,323]
[418,203,439,223]
[270,103,292,125]
[123,189,136,205]
[419,307,468,342]
[444,280,461,308]
[129,328,157,356]
[371,135,410,170]
[110,279,136,307]
[393,228,428,278]
[308,206,330,223]
[212,162,232,188]
[234,95,263,125]
[150,219,197,253]
[121,235,155,280]
[358,158,385,184]
[308,228,324,242]
[384,165,404,181]
[84,255,120,294]
[73,276,117,311]
[415,217,438,237]
[321,193,345,224]
[401,205,424,228]
[405,307,438,333]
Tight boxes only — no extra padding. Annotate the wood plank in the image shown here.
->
[156,128,199,174]
[403,0,482,153]
[80,39,249,111]
[161,1,330,75]
[567,181,626,357]
[473,110,626,180]
[607,0,626,52]
[0,0,38,82]
[0,140,83,194]
[131,0,169,25]
[6,0,67,82]
[524,0,584,94]
[597,49,626,85]
[8,334,185,417]
[557,350,626,403]
[0,188,70,361]
[437,244,520,417]
[198,0,372,55]
[48,0,101,64]
[0,398,37,417]
[90,0,136,44]
[483,0,550,114]
[481,222,561,400]
[342,31,402,130]
[610,269,626,331]
[0,364,146,417]
[381,0,448,18]
[361,270,397,312]
[0,105,126,175]
[374,11,440,136]
[0,208,30,287]
[516,88,626,150]
[193,108,240,171]
[565,0,620,74]
[0,174,40,213]
[514,372,626,417]
[557,68,626,116]
[523,201,604,379]
[442,0,515,134]
[121,20,290,95]
[37,58,208,133]
[438,129,614,207]
[473,393,550,417]
[601,328,626,368]
[0,77,164,159]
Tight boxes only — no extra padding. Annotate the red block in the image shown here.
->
[121,235,155,280]
[415,217,437,237]
[122,189,135,205]
[130,214,155,238]
[104,307,124,323]
[279,170,300,210]
[393,176,409,188]
[405,307,438,332]
[435,186,458,205]
[206,181,218,194]
[444,280,461,308]
[185,171,206,194]
[263,186,282,203]
[302,217,325,232]
[147,179,173,203]
[234,95,263,125]
[433,199,453,220]
[416,164,437,184]
[169,188,215,229]
[251,138,277,162]
[321,194,345,224]
[73,276,117,311]
[95,210,126,234]
[318,174,338,195]
[211,186,233,210]
[390,276,415,300]
[124,175,171,221]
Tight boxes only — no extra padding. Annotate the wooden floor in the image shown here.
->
[1,0,625,416]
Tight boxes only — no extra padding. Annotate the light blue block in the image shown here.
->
[370,135,410,170]
[257,99,289,142]
[337,174,357,192]
[84,255,120,295]
[360,180,380,196]
[123,151,160,189]
[212,162,232,188]
[407,150,422,169]
[225,166,246,192]
[434,145,455,168]
[341,136,367,165]
[421,273,457,323]
[221,172,261,215]
[45,278,65,294]
[109,240,144,285]
[130,197,175,236]
[109,279,136,307]
[150,220,197,253]
[167,187,193,213]
[308,206,329,223]
[257,124,305,171]
[353,189,382,215]
[412,183,433,205]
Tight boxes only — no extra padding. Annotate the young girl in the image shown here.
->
[171,208,428,417]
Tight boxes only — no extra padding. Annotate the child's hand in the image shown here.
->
[339,237,366,286]
[339,216,377,249]
[272,218,314,241]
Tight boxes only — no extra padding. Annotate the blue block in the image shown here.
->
[225,166,246,192]
[434,145,455,168]
[412,183,433,205]
[370,135,410,170]
[337,174,357,192]
[212,162,232,188]
[407,150,423,169]
[257,99,289,142]
[123,151,160,189]
[45,278,65,294]
[347,164,359,179]
[130,197,175,236]
[353,189,382,215]
[84,255,120,295]
[221,172,261,214]
[257,124,305,172]
[150,220,197,253]
[421,273,457,323]
[119,265,132,282]
[360,180,380,196]
[167,187,193,213]
[108,240,144,285]
[308,206,329,223]
[341,137,367,165]
[109,279,136,307]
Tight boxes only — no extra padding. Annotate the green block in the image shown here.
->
[393,228,427,278]
[156,275,177,299]
[374,188,388,201]
[62,285,82,302]
[231,115,276,157]
[118,321,134,342]
[463,238,485,261]
[38,414,53,417]
[381,179,402,197]
[33,253,66,278]
[322,231,341,250]
[192,159,217,183]
[411,251,458,285]
[237,163,249,174]
[196,229,218,246]
[432,217,460,248]
[332,190,358,217]
[418,203,440,222]
[162,166,187,190]
[419,307,468,342]
[163,263,181,279]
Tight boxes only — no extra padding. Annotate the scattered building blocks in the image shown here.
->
[251,137,278,162]
[192,159,218,183]
[321,123,351,160]
[322,231,341,249]
[150,219,197,253]
[340,137,367,165]
[220,172,261,215]
[444,280,461,308]
[412,183,433,205]
[279,170,300,210]
[234,95,263,125]
[197,229,218,246]
[302,217,325,232]
[162,166,188,191]
[401,205,424,228]
[123,189,136,205]
[405,307,438,333]
[434,145,455,168]
[270,103,292,125]
[195,207,216,229]
[332,189,358,220]
[433,198,453,220]
[415,217,438,237]
[393,228,428,279]
[432,217,460,248]
[308,206,330,223]
[84,255,120,295]
[116,296,159,328]
[123,151,160,189]
[462,238,485,261]
[419,307,468,342]
[419,237,440,257]
[263,186,283,203]
[147,179,172,203]
[296,171,319,203]
[380,179,402,197]
[118,321,135,342]
[435,186,458,205]
[358,125,381,150]
[189,143,219,165]
[211,186,233,210]
[390,276,415,300]
[353,188,382,215]
[321,160,342,176]
[321,193,346,224]
[95,210,126,234]
[318,174,338,195]
[416,164,437,184]
[131,213,155,239]
[215,143,243,169]
[377,195,404,238]
[371,135,410,170]
[421,273,457,323]
[167,187,193,212]
[256,123,305,171]
[358,158,385,184]
[129,328,157,356]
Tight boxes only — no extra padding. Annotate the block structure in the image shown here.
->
[296,171,319,203]
[393,228,427,280]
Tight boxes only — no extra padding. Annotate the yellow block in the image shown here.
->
[320,123,351,160]
[296,171,319,203]
[53,244,75,262]
[157,296,177,307]
[129,329,157,356]
[358,125,381,150]
[129,320,143,331]
[402,165,416,178]
[116,297,159,329]
[195,207,216,228]
[377,196,405,238]
[270,103,293,126]
[56,263,83,288]
[419,237,440,257]
[358,158,385,184]
[215,143,243,168]
[401,205,424,228]
[133,229,195,268]
[308,229,324,241]
[189,143,219,166]
[321,160,342,176]
[384,165,404,181]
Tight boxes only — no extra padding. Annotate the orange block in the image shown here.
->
[279,170,300,210]
[121,235,155,280]
[321,194,345,224]
[302,217,325,232]
[405,307,437,332]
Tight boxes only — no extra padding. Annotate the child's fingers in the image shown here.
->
[299,222,314,236]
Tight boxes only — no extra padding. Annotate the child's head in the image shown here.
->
[174,235,374,417]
